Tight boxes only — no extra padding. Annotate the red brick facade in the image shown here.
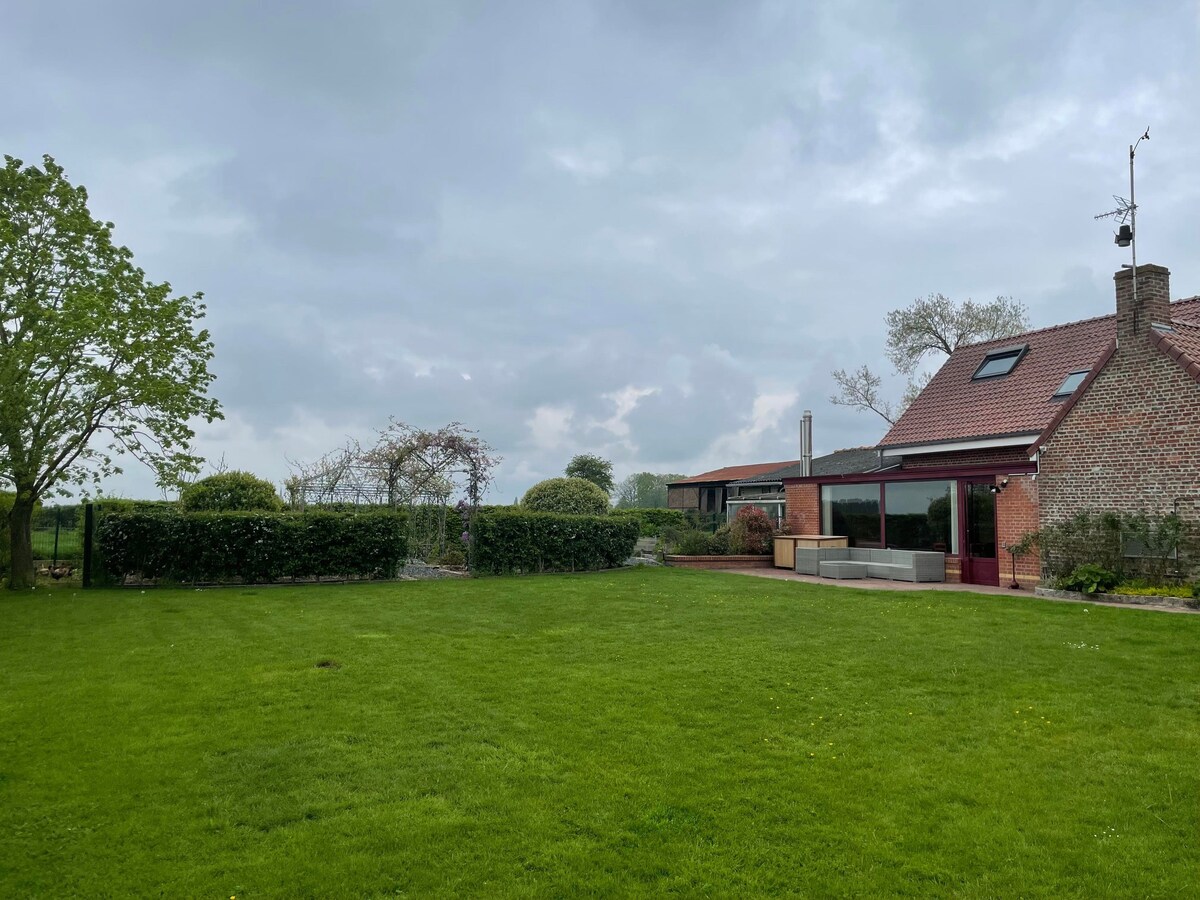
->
[1038,266,1200,525]
[902,446,1031,469]
[783,482,819,534]
[996,473,1040,587]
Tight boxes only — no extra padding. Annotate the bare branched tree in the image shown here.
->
[831,294,1029,425]
[830,366,898,425]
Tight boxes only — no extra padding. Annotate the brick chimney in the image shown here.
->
[1115,263,1171,345]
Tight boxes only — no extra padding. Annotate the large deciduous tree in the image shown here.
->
[564,453,614,494]
[831,293,1029,425]
[613,471,687,509]
[0,155,222,588]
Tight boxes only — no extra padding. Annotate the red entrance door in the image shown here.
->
[962,482,999,586]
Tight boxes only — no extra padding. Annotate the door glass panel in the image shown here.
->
[967,484,997,559]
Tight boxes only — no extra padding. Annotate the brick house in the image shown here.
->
[783,263,1200,587]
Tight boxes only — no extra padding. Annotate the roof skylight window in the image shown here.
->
[1052,369,1088,398]
[972,344,1027,380]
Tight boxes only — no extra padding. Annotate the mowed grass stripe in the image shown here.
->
[1,568,1196,897]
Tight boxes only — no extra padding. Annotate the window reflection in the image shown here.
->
[884,481,958,554]
[820,484,881,548]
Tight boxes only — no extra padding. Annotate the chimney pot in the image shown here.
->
[1114,263,1171,343]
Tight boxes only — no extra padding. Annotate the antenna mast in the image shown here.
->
[1095,127,1150,333]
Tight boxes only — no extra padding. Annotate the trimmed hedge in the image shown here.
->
[609,507,686,537]
[472,509,638,575]
[96,509,406,584]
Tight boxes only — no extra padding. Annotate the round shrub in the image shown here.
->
[180,471,283,512]
[521,477,609,516]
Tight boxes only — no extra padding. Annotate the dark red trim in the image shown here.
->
[784,461,1035,486]
[1027,339,1116,455]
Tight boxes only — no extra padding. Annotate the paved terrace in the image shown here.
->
[718,566,1197,615]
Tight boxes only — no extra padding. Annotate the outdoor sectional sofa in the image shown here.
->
[795,547,946,583]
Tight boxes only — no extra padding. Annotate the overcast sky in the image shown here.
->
[5,1,1199,502]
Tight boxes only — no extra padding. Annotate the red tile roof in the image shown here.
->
[1150,320,1200,383]
[669,460,800,485]
[880,297,1200,449]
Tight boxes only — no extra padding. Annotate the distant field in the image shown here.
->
[30,527,82,561]
[1,568,1197,896]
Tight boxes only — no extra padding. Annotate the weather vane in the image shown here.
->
[1095,127,1150,329]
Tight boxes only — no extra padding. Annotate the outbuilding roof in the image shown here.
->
[668,460,800,486]
[730,447,886,484]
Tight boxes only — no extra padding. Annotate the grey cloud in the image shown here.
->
[3,0,1199,502]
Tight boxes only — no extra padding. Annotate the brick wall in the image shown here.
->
[784,482,820,534]
[901,446,1031,470]
[1039,264,1200,525]
[995,473,1040,586]
[1115,263,1171,345]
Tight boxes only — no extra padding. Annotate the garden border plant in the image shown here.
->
[1020,509,1199,597]
[663,506,778,558]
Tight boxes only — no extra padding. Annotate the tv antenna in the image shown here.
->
[1094,127,1150,331]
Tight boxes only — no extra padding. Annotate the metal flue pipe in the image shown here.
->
[801,409,813,477]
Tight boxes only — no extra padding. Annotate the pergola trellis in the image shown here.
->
[285,421,499,564]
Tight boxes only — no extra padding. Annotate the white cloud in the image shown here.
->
[527,404,575,451]
[590,385,658,441]
[705,388,801,464]
[548,139,624,180]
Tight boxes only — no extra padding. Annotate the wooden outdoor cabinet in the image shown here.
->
[772,535,849,568]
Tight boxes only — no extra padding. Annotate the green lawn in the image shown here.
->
[1,568,1197,897]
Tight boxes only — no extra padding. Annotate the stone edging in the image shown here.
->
[1035,586,1198,611]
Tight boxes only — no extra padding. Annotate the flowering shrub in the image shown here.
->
[471,509,637,575]
[729,506,776,555]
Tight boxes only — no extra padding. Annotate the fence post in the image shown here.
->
[52,508,61,567]
[82,504,94,588]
